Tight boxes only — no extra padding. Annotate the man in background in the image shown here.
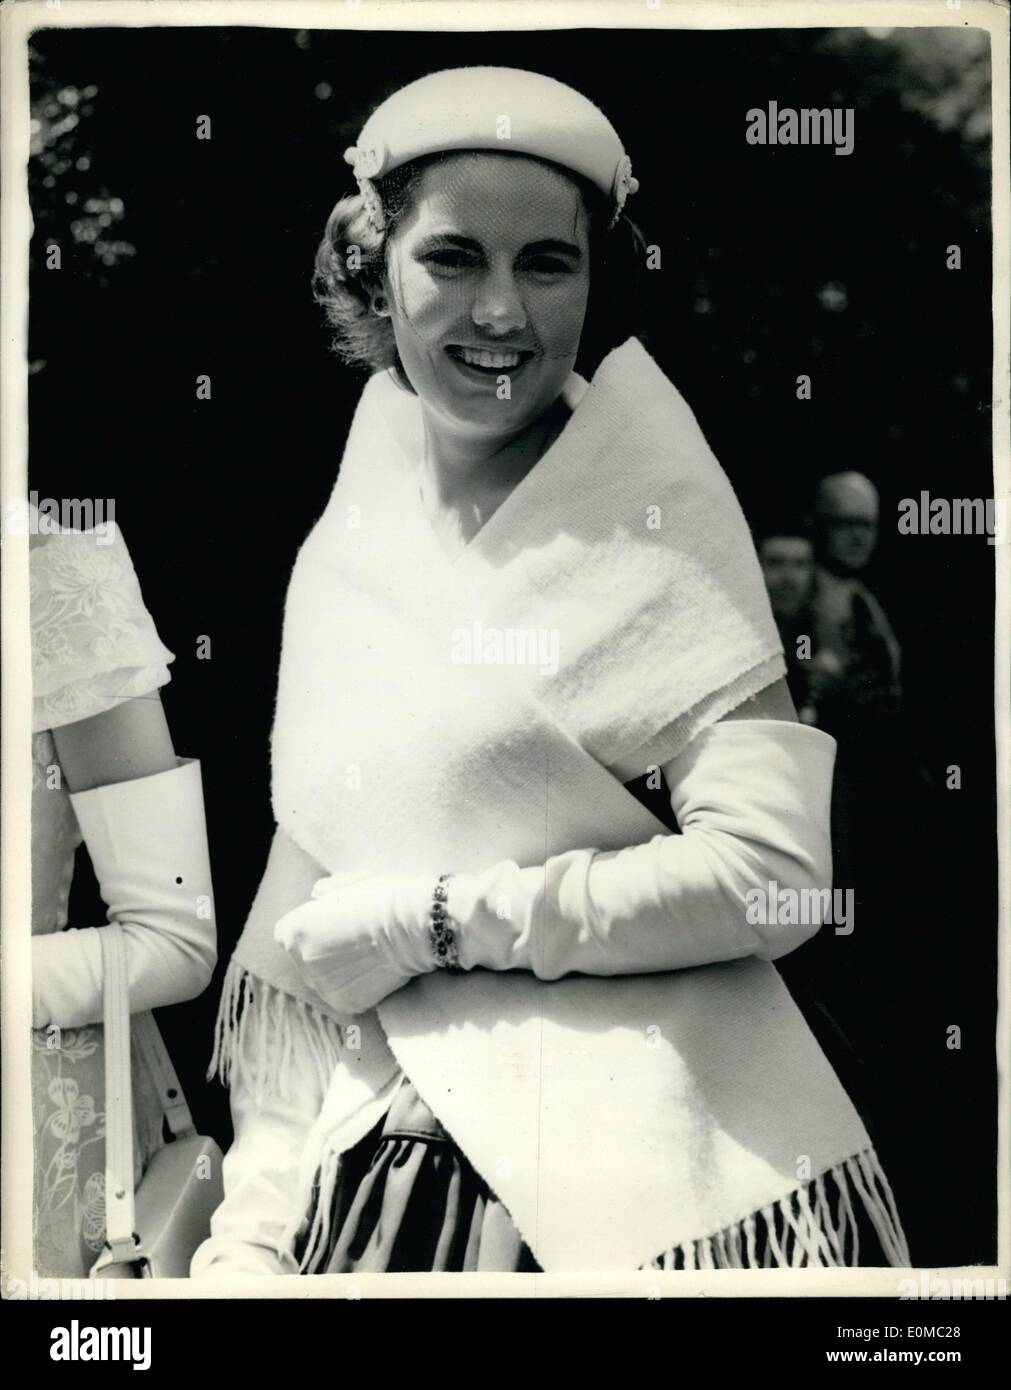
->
[808,471,902,735]
[758,530,815,628]
[757,530,818,722]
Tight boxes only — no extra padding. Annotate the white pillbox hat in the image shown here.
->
[343,66,638,229]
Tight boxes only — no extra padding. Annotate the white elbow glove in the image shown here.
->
[190,1052,318,1278]
[448,718,837,977]
[274,720,835,1012]
[32,758,217,1029]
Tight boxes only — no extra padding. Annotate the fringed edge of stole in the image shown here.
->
[208,961,911,1273]
[206,958,345,1109]
[297,1145,911,1274]
[647,1150,911,1270]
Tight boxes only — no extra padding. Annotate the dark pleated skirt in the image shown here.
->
[296,1078,539,1272]
[294,1077,891,1274]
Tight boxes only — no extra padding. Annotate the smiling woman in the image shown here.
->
[380,154,590,444]
[314,143,644,558]
[313,139,643,385]
[193,66,910,1277]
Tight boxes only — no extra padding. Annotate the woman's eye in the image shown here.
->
[424,249,478,271]
[523,256,573,277]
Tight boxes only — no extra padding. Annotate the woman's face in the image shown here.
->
[381,153,592,440]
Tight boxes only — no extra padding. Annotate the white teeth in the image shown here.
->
[459,347,523,369]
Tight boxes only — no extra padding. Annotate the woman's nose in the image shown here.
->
[471,267,526,335]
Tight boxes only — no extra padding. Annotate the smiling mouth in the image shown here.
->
[445,345,535,375]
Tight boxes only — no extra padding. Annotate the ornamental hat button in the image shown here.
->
[355,139,386,178]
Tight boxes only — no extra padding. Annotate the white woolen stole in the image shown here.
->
[217,339,907,1271]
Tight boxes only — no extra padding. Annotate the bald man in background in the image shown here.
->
[809,472,902,729]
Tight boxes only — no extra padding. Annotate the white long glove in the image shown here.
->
[275,871,435,1017]
[450,718,836,977]
[190,1026,322,1277]
[274,719,835,1013]
[32,758,217,1029]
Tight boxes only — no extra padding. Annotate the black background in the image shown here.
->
[27,23,998,1268]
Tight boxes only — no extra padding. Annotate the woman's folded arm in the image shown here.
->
[33,698,217,1030]
[450,716,837,979]
[275,702,838,1015]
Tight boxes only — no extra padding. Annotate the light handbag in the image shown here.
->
[89,923,224,1278]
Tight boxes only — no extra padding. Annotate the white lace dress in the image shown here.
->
[30,520,174,1276]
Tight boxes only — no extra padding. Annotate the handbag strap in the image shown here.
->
[100,926,198,1267]
[100,923,137,1263]
[131,1011,196,1140]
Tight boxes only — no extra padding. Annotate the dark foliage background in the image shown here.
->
[27,23,996,1266]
